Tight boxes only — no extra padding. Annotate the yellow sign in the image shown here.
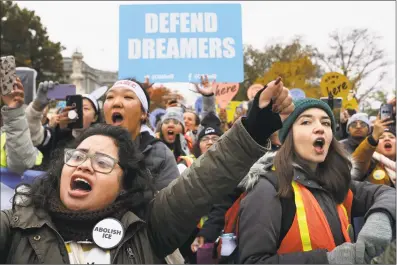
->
[344,90,359,110]
[344,99,359,110]
[320,72,352,108]
[216,101,242,123]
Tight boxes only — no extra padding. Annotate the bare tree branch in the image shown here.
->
[358,71,386,102]
[323,28,390,102]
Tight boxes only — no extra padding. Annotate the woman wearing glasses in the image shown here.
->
[1,79,294,264]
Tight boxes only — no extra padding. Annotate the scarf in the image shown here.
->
[47,193,129,242]
[372,152,396,185]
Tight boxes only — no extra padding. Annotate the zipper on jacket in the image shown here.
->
[126,247,136,263]
[111,223,144,263]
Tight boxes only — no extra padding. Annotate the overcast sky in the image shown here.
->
[15,1,396,106]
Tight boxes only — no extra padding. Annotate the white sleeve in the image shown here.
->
[177,163,188,174]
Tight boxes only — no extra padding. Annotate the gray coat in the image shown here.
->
[137,131,180,191]
[1,105,41,174]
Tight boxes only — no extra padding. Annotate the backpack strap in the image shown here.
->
[217,172,295,263]
[261,172,296,247]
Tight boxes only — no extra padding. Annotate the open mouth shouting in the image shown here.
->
[384,142,393,152]
[69,174,93,198]
[111,112,124,126]
[313,137,325,155]
[165,129,176,143]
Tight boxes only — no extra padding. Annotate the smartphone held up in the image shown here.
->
[66,94,83,129]
[0,55,17,96]
[380,104,394,121]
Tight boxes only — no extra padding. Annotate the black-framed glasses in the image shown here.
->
[201,135,220,143]
[64,149,119,174]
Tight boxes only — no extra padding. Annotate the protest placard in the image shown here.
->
[320,72,358,109]
[119,4,243,83]
[213,83,239,109]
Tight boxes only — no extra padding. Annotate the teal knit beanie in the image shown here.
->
[278,98,336,143]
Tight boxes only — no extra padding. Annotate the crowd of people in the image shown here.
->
[0,71,396,264]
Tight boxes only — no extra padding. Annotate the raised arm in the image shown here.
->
[351,116,394,180]
[191,75,217,119]
[148,79,294,257]
[24,81,57,146]
[1,79,42,174]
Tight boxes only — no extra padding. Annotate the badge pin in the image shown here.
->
[373,169,386,180]
[92,218,124,249]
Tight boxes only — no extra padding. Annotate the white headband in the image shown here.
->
[82,94,99,112]
[110,80,149,113]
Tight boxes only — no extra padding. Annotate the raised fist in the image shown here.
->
[258,78,294,122]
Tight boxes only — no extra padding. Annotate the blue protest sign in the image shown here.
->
[119,4,243,83]
[289,88,306,100]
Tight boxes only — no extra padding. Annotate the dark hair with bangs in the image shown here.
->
[274,129,352,204]
[14,124,155,218]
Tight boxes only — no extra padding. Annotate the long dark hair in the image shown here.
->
[274,129,352,204]
[14,124,155,217]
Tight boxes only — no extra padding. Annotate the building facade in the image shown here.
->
[62,51,118,94]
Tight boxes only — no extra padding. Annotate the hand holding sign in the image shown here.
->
[213,82,239,109]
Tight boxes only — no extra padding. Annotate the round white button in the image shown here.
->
[68,110,78,120]
[92,218,124,249]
